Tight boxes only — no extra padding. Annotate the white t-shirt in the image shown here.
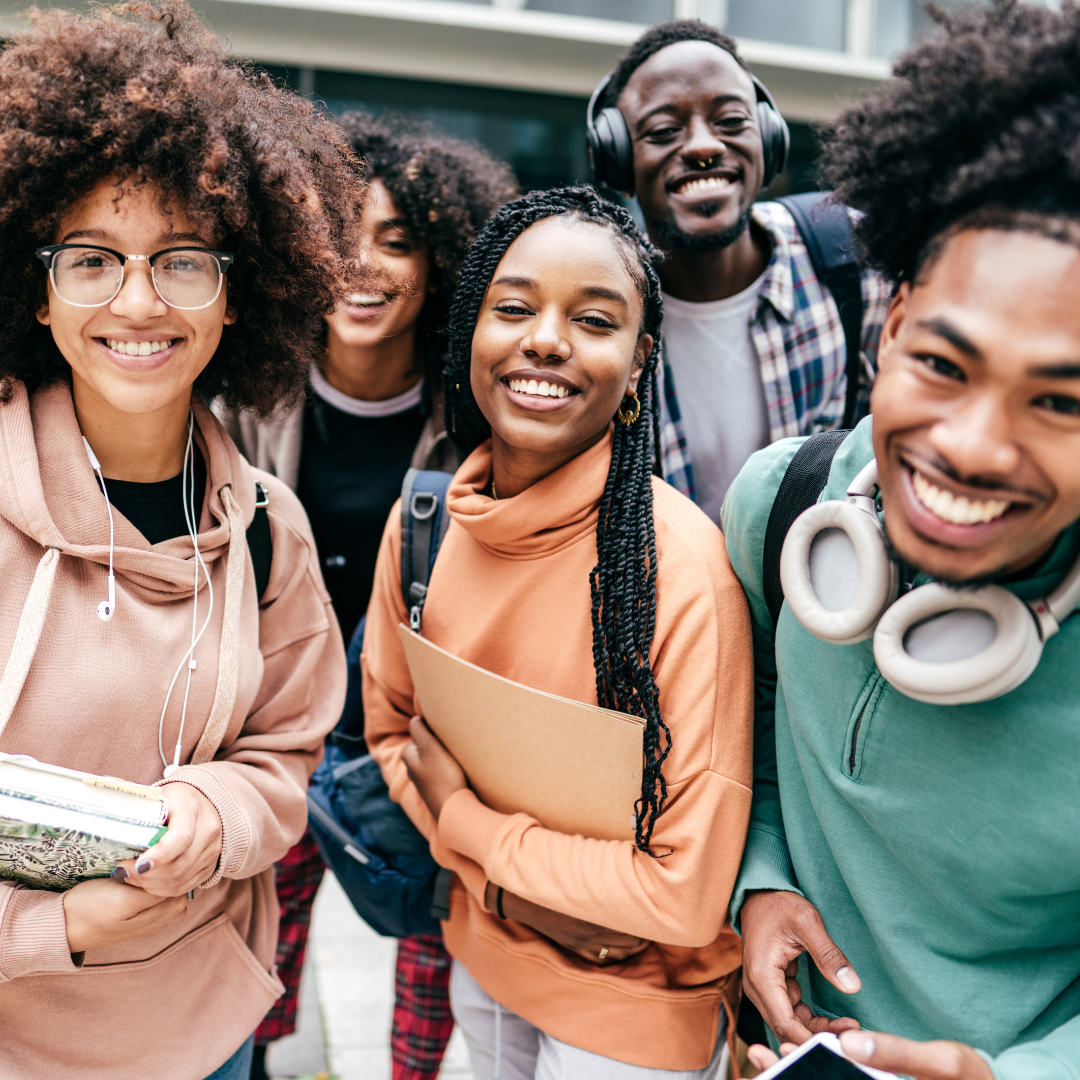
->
[661,271,769,524]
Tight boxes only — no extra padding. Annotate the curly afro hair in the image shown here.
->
[602,19,746,108]
[0,1,364,413]
[823,0,1080,286]
[337,112,517,376]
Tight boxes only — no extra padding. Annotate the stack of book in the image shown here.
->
[0,754,168,890]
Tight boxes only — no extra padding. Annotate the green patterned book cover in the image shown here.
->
[0,792,167,891]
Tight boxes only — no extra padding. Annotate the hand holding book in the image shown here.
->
[114,783,223,897]
[405,715,652,966]
[63,785,223,952]
[63,877,189,954]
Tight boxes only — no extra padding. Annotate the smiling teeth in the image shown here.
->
[107,339,174,356]
[679,177,731,196]
[508,378,570,399]
[347,293,386,306]
[912,470,1010,525]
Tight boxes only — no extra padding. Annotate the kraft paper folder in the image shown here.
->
[398,626,644,843]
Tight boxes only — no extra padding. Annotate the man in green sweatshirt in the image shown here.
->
[721,6,1080,1080]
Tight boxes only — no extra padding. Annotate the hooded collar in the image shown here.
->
[0,380,255,598]
[447,426,613,559]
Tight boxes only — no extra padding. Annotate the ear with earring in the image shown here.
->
[616,390,641,426]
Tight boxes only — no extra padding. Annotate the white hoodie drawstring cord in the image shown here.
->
[493,999,502,1080]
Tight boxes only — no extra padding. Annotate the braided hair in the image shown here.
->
[443,186,671,854]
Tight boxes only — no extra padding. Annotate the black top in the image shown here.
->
[297,393,426,639]
[101,449,207,546]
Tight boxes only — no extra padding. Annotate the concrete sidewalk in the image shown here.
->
[266,872,473,1080]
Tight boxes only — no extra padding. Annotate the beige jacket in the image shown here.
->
[217,382,457,492]
[0,383,346,1080]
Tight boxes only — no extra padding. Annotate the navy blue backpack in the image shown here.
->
[306,469,453,938]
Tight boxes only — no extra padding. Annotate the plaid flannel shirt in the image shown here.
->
[658,199,893,502]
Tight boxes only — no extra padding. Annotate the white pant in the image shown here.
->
[449,961,730,1080]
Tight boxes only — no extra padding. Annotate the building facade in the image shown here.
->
[0,0,1009,192]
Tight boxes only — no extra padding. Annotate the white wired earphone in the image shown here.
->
[84,413,214,776]
[779,459,1080,705]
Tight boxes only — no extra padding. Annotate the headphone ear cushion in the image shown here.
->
[590,107,635,194]
[780,500,898,645]
[873,584,1044,704]
[756,101,790,190]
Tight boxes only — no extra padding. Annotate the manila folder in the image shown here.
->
[398,626,643,843]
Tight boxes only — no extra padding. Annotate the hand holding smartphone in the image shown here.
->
[753,1033,899,1080]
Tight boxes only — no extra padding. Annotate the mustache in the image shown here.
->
[898,447,1040,501]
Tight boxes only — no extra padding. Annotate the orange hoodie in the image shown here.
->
[363,430,753,1071]
[0,382,345,1080]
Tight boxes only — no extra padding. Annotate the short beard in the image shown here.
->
[649,206,752,253]
[881,524,1008,591]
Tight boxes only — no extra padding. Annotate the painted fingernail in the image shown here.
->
[135,859,153,875]
[111,867,128,882]
[843,1033,875,1059]
[836,966,860,992]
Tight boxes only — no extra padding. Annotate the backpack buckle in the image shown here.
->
[410,492,438,521]
[409,583,428,632]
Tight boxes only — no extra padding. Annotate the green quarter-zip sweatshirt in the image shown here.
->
[721,416,1080,1080]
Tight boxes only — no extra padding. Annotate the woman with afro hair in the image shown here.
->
[363,185,754,1079]
[0,3,361,1077]
[721,4,1080,1080]
[221,112,516,1080]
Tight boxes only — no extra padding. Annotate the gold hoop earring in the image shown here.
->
[616,390,641,427]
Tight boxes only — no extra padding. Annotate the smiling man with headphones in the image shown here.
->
[588,20,892,525]
[720,5,1080,1080]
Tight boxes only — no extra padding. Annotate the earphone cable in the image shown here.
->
[158,412,215,775]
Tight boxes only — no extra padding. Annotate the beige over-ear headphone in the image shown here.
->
[779,460,1080,704]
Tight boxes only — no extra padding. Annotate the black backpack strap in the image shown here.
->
[400,469,453,632]
[778,192,865,431]
[762,429,850,627]
[246,482,273,602]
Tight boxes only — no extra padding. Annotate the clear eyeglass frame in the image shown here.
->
[34,243,236,311]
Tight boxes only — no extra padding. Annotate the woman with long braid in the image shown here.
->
[362,187,754,1079]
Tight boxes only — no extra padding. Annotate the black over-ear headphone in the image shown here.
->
[586,69,790,196]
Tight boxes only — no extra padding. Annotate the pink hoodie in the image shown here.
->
[0,382,345,1079]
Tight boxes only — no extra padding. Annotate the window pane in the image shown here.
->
[912,0,981,42]
[308,70,590,192]
[525,0,674,23]
[874,0,912,56]
[725,0,846,52]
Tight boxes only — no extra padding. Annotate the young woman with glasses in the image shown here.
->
[221,112,516,1080]
[0,3,360,1078]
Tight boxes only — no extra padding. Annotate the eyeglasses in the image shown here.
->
[34,244,235,311]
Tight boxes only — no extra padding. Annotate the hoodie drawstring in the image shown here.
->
[0,547,61,742]
[191,484,246,766]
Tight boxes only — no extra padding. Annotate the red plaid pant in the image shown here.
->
[256,828,455,1080]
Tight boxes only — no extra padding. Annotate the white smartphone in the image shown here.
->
[752,1033,898,1080]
